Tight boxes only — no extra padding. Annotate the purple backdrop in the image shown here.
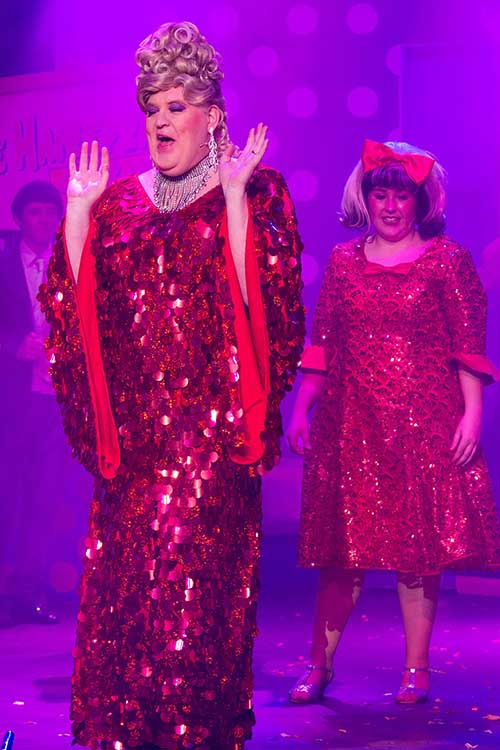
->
[0,0,499,596]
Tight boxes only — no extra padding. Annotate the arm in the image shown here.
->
[38,140,119,478]
[451,367,483,465]
[38,227,99,474]
[442,245,499,465]
[443,245,500,384]
[287,373,326,454]
[224,192,249,304]
[458,366,483,414]
[287,248,342,455]
[66,141,109,281]
[65,212,90,282]
[244,166,306,469]
[219,124,269,305]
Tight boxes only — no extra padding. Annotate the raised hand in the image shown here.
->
[219,123,268,197]
[67,140,110,213]
[65,141,109,280]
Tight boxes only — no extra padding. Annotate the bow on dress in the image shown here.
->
[361,139,435,185]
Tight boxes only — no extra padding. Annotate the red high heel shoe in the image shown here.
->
[395,666,430,704]
[289,665,333,704]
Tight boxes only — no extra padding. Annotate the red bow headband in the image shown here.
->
[361,139,435,185]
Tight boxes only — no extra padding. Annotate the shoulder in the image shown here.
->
[247,166,290,202]
[433,235,477,268]
[435,235,464,255]
[246,166,299,234]
[427,236,484,294]
[328,237,362,268]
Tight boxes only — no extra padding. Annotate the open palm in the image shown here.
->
[219,123,268,195]
[68,140,110,212]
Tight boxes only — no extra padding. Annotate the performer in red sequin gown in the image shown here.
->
[39,22,304,750]
[287,140,500,706]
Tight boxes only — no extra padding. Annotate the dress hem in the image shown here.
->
[298,553,500,576]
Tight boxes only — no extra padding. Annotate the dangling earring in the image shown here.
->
[208,128,218,171]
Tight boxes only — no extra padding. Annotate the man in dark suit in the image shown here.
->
[0,181,66,624]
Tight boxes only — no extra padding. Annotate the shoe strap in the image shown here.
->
[403,666,429,690]
[404,667,430,672]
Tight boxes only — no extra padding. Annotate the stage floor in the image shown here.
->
[1,533,500,750]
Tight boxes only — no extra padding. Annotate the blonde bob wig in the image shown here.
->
[341,141,447,239]
[135,21,229,152]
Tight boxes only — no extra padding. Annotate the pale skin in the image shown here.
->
[287,186,482,697]
[65,86,268,307]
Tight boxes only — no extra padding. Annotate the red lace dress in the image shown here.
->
[39,169,305,750]
[299,236,500,574]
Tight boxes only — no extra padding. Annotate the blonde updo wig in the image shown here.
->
[136,21,229,151]
[341,141,447,239]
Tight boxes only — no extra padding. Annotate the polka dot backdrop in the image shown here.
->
[287,3,319,35]
[346,3,379,34]
[1,0,499,586]
[206,4,240,37]
[347,86,379,118]
[247,46,280,77]
[288,169,319,204]
[286,86,318,119]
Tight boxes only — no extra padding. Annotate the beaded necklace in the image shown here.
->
[153,155,215,213]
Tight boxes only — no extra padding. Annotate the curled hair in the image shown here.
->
[135,21,229,152]
[341,141,447,239]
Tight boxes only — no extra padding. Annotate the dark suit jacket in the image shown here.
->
[0,231,36,424]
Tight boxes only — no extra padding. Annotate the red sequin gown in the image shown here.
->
[39,169,305,750]
[299,236,500,574]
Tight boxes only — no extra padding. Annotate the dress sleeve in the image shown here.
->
[219,212,270,466]
[38,216,120,478]
[246,168,306,470]
[443,245,500,384]
[301,247,342,375]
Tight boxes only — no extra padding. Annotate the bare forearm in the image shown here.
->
[65,205,90,282]
[294,373,326,414]
[458,366,483,414]
[225,190,248,305]
[64,141,110,282]
[287,372,325,453]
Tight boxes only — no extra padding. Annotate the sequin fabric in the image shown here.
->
[39,168,304,750]
[299,236,500,574]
